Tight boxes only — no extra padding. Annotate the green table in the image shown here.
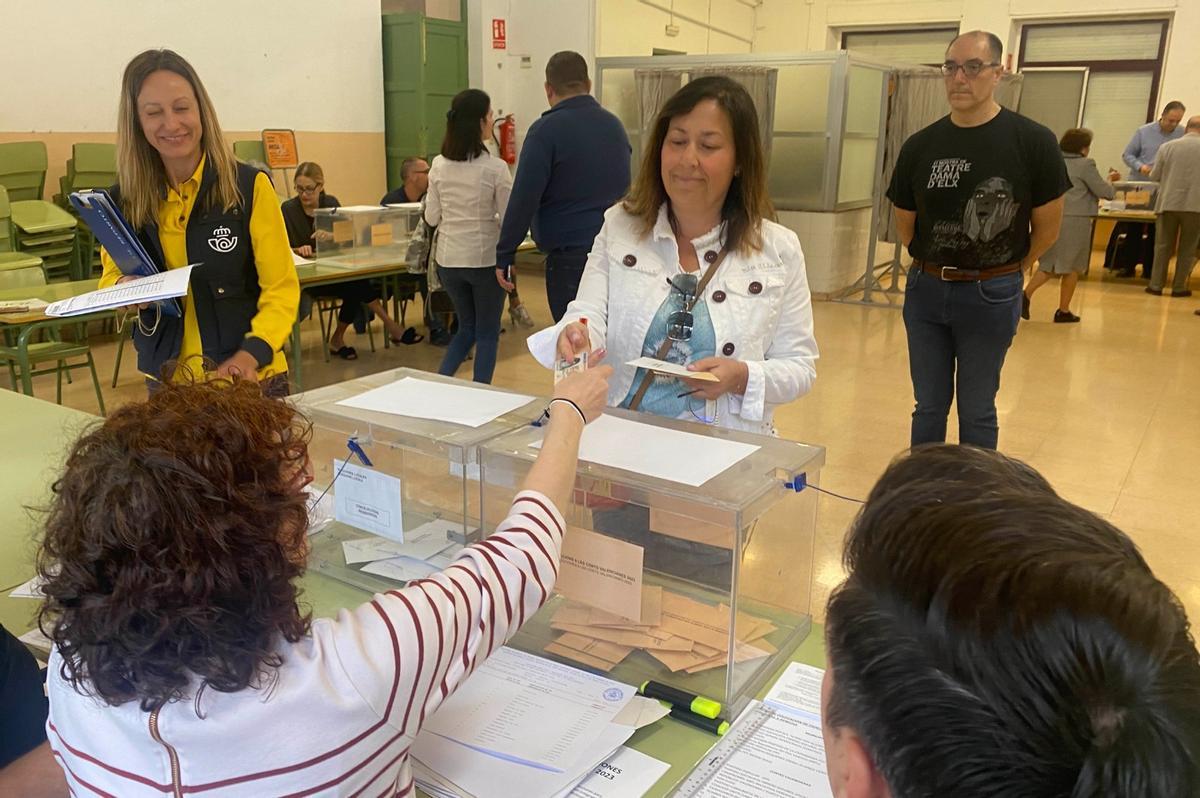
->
[0,392,826,797]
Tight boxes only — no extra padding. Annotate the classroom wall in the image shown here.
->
[752,0,1198,114]
[596,0,756,56]
[468,0,597,148]
[0,0,388,205]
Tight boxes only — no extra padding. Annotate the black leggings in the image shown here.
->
[331,280,382,325]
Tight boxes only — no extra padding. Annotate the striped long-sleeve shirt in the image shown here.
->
[45,491,564,797]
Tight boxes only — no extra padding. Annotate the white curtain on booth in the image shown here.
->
[691,66,778,163]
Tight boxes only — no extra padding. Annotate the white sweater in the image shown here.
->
[46,491,564,797]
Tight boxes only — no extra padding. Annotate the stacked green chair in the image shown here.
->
[55,143,118,277]
[0,142,78,282]
[0,186,45,274]
[0,266,106,413]
[233,140,267,164]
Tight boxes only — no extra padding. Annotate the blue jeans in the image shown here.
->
[437,266,505,383]
[546,251,589,323]
[902,268,1022,449]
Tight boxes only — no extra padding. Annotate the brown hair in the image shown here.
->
[1059,128,1093,155]
[116,49,242,229]
[622,76,774,255]
[37,380,313,712]
[545,51,589,96]
[294,161,324,183]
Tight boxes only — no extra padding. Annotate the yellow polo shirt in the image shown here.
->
[100,156,298,381]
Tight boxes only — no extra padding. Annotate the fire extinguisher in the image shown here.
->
[496,114,516,164]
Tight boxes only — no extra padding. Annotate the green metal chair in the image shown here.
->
[233,140,267,164]
[0,268,105,413]
[0,186,45,273]
[0,141,48,201]
[56,143,118,276]
[10,199,77,282]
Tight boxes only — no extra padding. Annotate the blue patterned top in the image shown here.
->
[619,287,715,419]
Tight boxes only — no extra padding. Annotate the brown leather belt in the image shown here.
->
[915,260,1022,282]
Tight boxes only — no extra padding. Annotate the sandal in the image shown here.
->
[330,345,358,360]
[393,326,425,345]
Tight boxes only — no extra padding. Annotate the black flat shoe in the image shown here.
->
[1172,289,1193,298]
[1053,310,1081,323]
[330,345,358,360]
[392,326,424,345]
[1145,287,1163,296]
[1021,293,1031,320]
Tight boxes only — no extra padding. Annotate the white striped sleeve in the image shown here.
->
[324,490,565,735]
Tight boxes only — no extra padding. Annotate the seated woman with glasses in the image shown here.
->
[281,161,421,359]
[526,76,817,434]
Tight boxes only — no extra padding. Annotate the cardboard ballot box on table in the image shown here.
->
[478,407,824,717]
[294,368,545,596]
[314,204,421,267]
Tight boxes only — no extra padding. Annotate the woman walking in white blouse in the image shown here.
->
[424,89,512,383]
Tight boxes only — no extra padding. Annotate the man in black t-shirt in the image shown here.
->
[888,30,1069,450]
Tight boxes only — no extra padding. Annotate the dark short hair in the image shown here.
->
[1164,100,1187,116]
[949,29,1003,63]
[37,380,313,713]
[441,89,490,162]
[1060,127,1094,155]
[622,76,774,255]
[400,156,426,182]
[546,51,590,95]
[826,445,1200,797]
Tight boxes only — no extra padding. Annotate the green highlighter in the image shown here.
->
[660,702,730,736]
[639,680,723,719]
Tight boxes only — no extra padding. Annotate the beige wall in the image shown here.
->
[0,131,388,207]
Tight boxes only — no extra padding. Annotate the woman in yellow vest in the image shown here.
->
[100,49,299,394]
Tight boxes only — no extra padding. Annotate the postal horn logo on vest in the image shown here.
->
[208,226,238,253]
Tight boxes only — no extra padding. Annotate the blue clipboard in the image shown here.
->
[70,189,181,316]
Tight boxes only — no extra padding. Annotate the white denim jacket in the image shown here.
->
[528,204,818,434]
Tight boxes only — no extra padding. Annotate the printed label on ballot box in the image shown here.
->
[333,459,405,542]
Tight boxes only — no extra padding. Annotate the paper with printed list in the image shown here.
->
[46,265,195,317]
[335,376,536,428]
[678,664,832,798]
[534,414,760,487]
[332,459,404,542]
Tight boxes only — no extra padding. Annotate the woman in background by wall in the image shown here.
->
[281,161,418,359]
[1023,128,1115,323]
[424,89,512,383]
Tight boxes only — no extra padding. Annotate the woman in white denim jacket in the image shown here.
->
[527,76,817,435]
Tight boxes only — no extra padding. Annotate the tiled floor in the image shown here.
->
[26,256,1200,624]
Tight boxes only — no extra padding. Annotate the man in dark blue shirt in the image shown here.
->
[495,51,631,321]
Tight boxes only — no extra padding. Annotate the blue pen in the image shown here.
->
[346,437,373,467]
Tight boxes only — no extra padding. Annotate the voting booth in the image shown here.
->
[295,368,544,594]
[314,204,421,266]
[478,408,824,715]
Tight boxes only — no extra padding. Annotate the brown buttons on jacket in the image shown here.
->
[703,250,718,263]
[623,254,637,267]
[712,290,726,303]
[749,281,763,295]
[722,342,736,356]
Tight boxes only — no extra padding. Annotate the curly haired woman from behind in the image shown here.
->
[37,368,610,796]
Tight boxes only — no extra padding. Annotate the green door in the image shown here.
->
[382,13,468,190]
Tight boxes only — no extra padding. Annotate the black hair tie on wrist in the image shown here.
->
[548,397,587,426]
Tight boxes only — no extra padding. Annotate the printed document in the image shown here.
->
[341,519,457,564]
[46,265,194,317]
[560,746,670,798]
[421,646,635,772]
[336,376,536,428]
[763,662,825,717]
[332,459,404,541]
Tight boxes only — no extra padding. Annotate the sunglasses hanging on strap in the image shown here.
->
[627,246,728,412]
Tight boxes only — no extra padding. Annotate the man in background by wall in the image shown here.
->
[1147,116,1200,298]
[1107,101,1186,278]
[888,30,1067,450]
[495,51,632,322]
[382,156,449,345]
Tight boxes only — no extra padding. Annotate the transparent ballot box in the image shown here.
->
[294,368,545,596]
[1109,180,1158,212]
[478,408,824,714]
[313,204,422,266]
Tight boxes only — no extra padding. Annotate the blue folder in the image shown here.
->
[70,189,181,316]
